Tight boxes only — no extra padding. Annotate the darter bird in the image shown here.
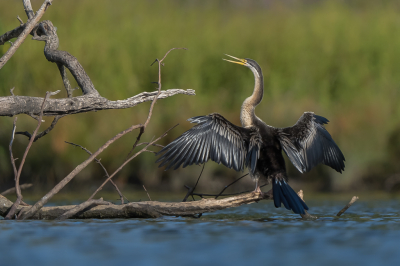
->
[156,55,345,215]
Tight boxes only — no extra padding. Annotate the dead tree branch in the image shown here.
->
[1,19,195,117]
[143,186,152,201]
[55,198,112,220]
[185,182,270,198]
[0,0,53,69]
[19,48,187,220]
[182,164,205,202]
[65,141,127,204]
[215,174,249,199]
[0,89,195,117]
[9,117,18,178]
[0,184,33,196]
[16,115,65,142]
[0,24,29,46]
[5,91,56,219]
[0,192,273,220]
[56,63,74,97]
[336,196,359,217]
[23,0,35,19]
[32,20,99,96]
[87,125,177,202]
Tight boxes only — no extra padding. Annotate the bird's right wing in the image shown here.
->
[156,113,262,173]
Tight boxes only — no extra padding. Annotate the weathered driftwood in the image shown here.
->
[0,192,272,220]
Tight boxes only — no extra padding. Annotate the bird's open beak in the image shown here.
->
[223,54,247,65]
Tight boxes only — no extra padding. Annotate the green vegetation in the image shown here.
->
[1,0,400,193]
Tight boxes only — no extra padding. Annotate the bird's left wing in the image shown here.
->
[156,113,262,173]
[277,112,345,173]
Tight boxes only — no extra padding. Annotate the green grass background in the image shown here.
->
[1,0,400,195]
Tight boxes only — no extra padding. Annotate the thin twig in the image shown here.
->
[127,141,164,159]
[9,117,18,178]
[186,182,269,198]
[65,141,128,204]
[143,185,152,201]
[182,164,205,202]
[138,142,164,148]
[215,173,249,199]
[125,127,145,161]
[16,115,65,141]
[0,183,32,196]
[6,91,56,219]
[88,125,177,201]
[336,196,359,217]
[17,16,24,25]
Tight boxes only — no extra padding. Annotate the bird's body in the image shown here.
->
[156,55,345,215]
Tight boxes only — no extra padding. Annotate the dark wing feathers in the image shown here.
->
[278,112,345,174]
[156,113,262,173]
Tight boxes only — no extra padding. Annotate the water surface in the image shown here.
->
[1,199,399,266]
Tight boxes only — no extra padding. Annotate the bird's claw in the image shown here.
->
[252,186,264,196]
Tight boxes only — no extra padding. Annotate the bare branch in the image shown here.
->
[19,48,186,220]
[0,0,53,69]
[0,89,195,117]
[143,185,152,201]
[0,24,27,46]
[23,0,35,19]
[55,198,112,220]
[17,16,24,25]
[187,182,270,198]
[336,196,359,217]
[56,63,73,97]
[9,117,18,178]
[6,91,52,219]
[1,184,33,196]
[182,164,205,202]
[65,141,128,204]
[0,192,272,220]
[215,173,249,199]
[16,115,65,142]
[87,130,170,201]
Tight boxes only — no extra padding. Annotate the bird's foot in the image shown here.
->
[252,186,264,196]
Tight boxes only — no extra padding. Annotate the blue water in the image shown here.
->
[1,199,399,266]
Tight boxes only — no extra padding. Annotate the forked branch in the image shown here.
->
[5,91,58,219]
[18,48,187,220]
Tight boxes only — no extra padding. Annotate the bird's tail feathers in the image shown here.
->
[273,179,309,214]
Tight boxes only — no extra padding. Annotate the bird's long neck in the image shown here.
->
[240,66,264,127]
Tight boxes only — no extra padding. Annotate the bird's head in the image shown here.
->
[223,54,262,77]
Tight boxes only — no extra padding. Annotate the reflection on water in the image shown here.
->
[1,199,399,266]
